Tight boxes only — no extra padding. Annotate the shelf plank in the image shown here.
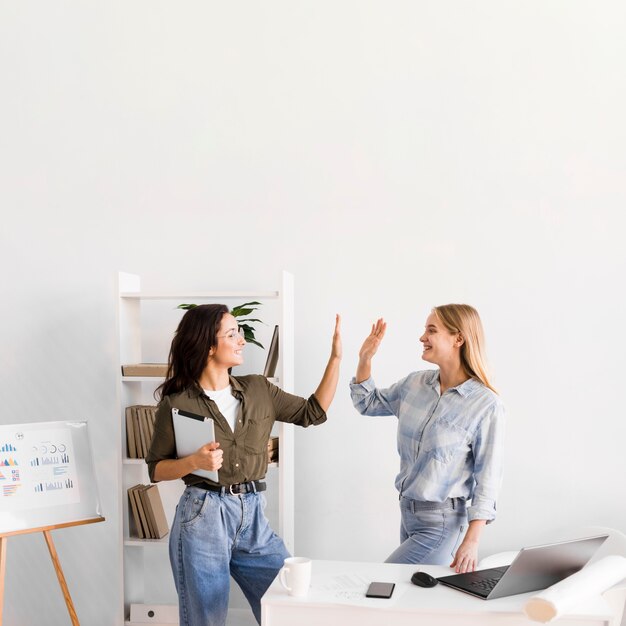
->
[125,458,275,469]
[121,291,279,300]
[123,376,277,383]
[124,535,169,547]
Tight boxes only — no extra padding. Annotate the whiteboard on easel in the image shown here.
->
[0,421,103,534]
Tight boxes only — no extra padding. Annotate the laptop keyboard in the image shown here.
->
[469,577,500,592]
[466,567,509,595]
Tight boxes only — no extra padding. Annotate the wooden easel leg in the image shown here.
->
[43,530,80,626]
[0,536,7,626]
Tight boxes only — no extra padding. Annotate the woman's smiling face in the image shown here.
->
[419,312,461,366]
[209,313,246,368]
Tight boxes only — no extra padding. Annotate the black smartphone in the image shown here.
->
[365,581,395,598]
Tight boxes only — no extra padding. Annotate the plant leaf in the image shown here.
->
[235,301,262,307]
[245,337,264,348]
[231,301,261,316]
[177,304,198,310]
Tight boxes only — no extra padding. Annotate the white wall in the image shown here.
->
[1,2,625,624]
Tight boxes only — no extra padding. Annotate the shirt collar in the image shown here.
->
[454,377,482,397]
[187,375,244,398]
[187,383,204,398]
[229,376,244,394]
[426,370,440,388]
[426,369,481,397]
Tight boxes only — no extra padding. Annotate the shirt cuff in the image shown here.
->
[467,500,497,524]
[349,376,375,391]
[146,459,158,483]
[306,393,328,425]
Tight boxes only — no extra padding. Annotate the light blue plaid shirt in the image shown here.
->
[350,370,504,522]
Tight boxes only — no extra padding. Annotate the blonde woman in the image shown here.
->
[350,305,504,574]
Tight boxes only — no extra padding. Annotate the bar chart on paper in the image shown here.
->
[0,421,102,534]
[0,426,80,511]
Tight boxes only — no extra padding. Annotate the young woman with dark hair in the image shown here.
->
[146,304,341,626]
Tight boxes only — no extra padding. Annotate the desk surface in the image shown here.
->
[261,560,613,626]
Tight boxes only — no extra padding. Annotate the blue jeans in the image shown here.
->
[385,497,467,565]
[169,485,290,626]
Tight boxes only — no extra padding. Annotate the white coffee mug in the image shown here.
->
[279,557,312,597]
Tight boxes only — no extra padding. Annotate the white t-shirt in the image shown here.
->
[204,385,241,434]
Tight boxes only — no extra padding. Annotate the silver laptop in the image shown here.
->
[437,534,608,600]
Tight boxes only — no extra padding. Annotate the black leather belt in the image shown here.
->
[195,480,266,496]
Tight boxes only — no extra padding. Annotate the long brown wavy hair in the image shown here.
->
[156,303,229,399]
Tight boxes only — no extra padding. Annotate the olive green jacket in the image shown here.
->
[146,375,326,486]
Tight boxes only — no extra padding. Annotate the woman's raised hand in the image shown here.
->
[312,315,342,412]
[359,318,387,362]
[330,314,342,360]
[355,318,386,383]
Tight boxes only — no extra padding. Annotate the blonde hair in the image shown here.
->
[432,304,497,394]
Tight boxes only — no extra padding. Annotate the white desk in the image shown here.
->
[261,560,614,626]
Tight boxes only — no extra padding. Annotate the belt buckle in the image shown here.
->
[229,483,240,496]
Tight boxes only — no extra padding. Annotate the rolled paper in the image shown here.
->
[523,555,626,623]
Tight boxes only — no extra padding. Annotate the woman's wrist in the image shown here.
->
[185,454,199,473]
[464,520,486,543]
